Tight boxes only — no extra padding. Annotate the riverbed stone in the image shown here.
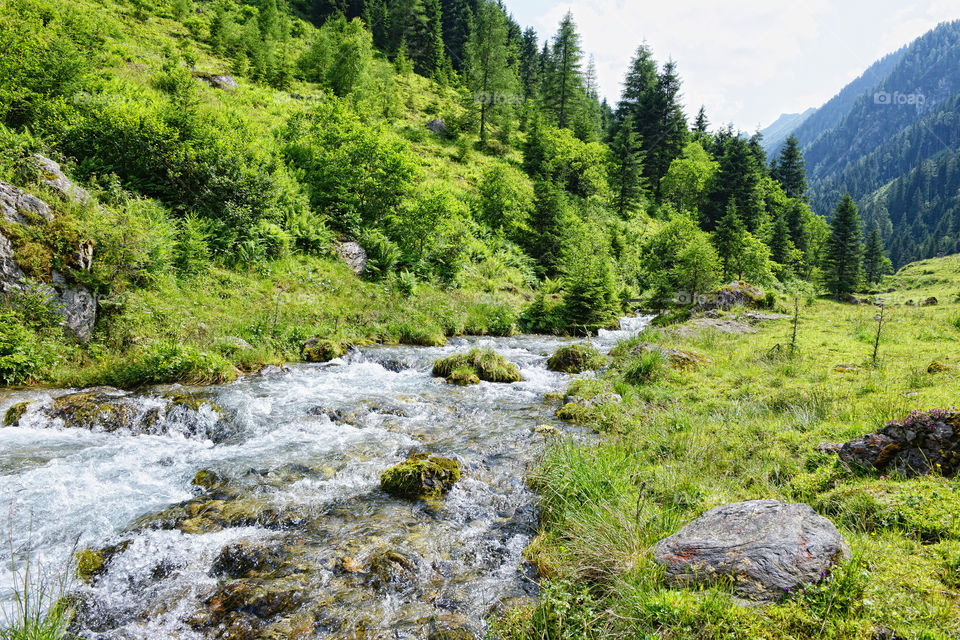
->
[380,453,461,500]
[652,499,851,602]
[837,409,960,477]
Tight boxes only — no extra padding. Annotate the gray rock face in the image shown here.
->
[30,155,91,204]
[426,118,447,135]
[652,500,851,602]
[838,410,959,477]
[0,181,52,224]
[199,74,238,90]
[335,241,367,275]
[0,181,97,342]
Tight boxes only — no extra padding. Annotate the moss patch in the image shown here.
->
[546,344,607,374]
[302,338,346,363]
[432,349,521,384]
[75,549,106,583]
[380,453,461,500]
[3,401,29,426]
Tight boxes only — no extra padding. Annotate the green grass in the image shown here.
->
[1,553,73,640]
[500,257,960,640]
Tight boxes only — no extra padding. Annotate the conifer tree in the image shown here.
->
[824,195,864,298]
[713,201,746,280]
[694,106,709,135]
[769,210,794,269]
[518,27,541,101]
[424,0,447,80]
[464,0,516,142]
[863,223,890,284]
[440,0,473,68]
[772,135,807,200]
[609,114,646,216]
[542,11,583,130]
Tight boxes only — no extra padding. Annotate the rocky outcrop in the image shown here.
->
[29,154,91,204]
[919,297,938,307]
[652,500,851,602]
[0,180,97,341]
[380,453,461,500]
[837,409,960,477]
[335,241,367,275]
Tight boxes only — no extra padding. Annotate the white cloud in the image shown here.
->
[510,1,959,130]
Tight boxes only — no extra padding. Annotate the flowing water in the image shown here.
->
[0,318,649,639]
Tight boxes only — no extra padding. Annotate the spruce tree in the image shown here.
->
[824,195,864,298]
[713,201,745,280]
[518,27,540,101]
[542,11,584,130]
[464,0,516,142]
[769,210,794,269]
[694,106,709,135]
[424,0,447,80]
[771,135,808,200]
[609,114,646,216]
[863,223,889,284]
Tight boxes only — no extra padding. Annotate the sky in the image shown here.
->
[503,0,960,132]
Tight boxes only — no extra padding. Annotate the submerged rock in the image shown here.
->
[432,349,522,384]
[837,409,960,477]
[546,344,606,374]
[380,453,461,500]
[652,500,851,602]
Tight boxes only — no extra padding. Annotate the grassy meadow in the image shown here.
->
[497,257,960,640]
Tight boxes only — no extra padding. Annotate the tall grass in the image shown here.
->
[1,546,73,640]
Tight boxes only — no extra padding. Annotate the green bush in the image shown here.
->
[464,302,517,337]
[389,320,446,347]
[0,314,52,386]
[622,350,665,385]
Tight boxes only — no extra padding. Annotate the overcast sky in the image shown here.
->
[503,1,959,132]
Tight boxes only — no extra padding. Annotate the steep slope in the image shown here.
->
[770,19,960,267]
[759,107,814,153]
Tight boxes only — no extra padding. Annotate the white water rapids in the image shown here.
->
[0,317,651,639]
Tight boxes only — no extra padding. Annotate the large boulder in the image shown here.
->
[838,410,960,477]
[546,344,606,374]
[0,181,52,225]
[698,281,765,311]
[426,118,448,136]
[652,500,851,602]
[432,349,522,384]
[198,74,238,90]
[335,241,367,275]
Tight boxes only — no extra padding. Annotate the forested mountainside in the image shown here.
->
[0,0,851,388]
[766,19,960,267]
[759,107,814,153]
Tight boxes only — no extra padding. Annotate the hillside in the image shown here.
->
[759,107,814,153]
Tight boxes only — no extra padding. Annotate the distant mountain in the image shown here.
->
[766,20,960,267]
[760,108,815,153]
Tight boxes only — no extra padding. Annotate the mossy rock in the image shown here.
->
[3,401,29,426]
[380,453,461,500]
[301,338,346,363]
[556,403,593,423]
[928,361,950,374]
[533,424,560,436]
[75,549,106,583]
[432,349,522,384]
[546,344,607,374]
[446,366,480,386]
[192,469,226,491]
[49,389,137,432]
[166,393,224,416]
